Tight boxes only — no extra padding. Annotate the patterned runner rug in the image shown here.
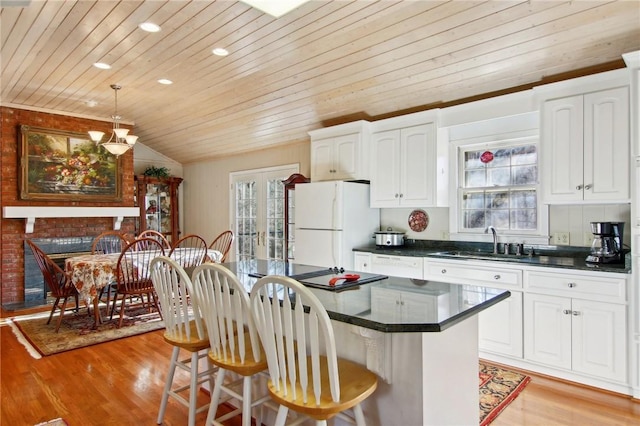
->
[8,305,164,359]
[479,361,531,425]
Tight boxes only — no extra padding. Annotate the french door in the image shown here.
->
[231,165,298,261]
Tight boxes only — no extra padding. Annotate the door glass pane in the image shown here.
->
[265,177,285,260]
[235,180,257,261]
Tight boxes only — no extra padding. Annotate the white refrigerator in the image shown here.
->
[294,181,380,270]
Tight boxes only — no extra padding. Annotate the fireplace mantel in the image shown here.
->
[2,206,139,233]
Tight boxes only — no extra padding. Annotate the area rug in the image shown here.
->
[479,362,531,425]
[8,305,164,359]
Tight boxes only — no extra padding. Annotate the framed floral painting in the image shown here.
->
[19,125,122,201]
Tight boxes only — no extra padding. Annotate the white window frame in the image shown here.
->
[448,128,549,244]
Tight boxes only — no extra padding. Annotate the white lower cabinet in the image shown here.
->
[369,254,423,279]
[478,290,523,358]
[371,286,448,322]
[353,252,372,272]
[423,258,523,359]
[524,270,627,384]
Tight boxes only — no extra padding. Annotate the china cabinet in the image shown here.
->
[282,173,309,261]
[135,175,183,245]
[541,86,629,203]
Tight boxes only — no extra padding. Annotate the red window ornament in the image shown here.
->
[480,151,494,164]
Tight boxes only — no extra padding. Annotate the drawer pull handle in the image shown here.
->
[572,311,580,316]
[441,269,447,274]
[494,274,501,280]
[563,309,572,315]
[567,282,576,288]
[363,263,367,267]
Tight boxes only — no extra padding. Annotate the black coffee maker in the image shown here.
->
[585,222,626,264]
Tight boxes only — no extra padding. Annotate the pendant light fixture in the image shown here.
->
[88,84,138,156]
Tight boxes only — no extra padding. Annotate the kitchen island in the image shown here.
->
[220,259,510,426]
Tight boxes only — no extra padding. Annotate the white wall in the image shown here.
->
[181,141,310,244]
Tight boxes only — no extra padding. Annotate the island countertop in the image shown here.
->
[220,259,510,333]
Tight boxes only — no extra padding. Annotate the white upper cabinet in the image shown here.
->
[370,111,439,208]
[541,86,629,203]
[309,121,370,181]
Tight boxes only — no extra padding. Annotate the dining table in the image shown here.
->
[65,248,222,326]
[65,252,121,326]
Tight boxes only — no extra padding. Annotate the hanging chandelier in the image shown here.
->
[88,84,138,156]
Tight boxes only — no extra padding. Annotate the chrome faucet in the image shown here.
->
[485,226,498,254]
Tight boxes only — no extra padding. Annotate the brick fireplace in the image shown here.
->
[1,107,136,307]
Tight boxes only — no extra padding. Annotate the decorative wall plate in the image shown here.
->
[408,209,429,232]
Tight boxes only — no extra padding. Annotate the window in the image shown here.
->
[460,141,538,232]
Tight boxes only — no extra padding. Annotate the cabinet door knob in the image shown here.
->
[441,269,447,274]
[567,282,576,288]
[572,311,580,316]
[395,193,399,198]
[576,185,583,190]
[563,309,572,315]
[584,184,591,190]
[363,263,367,267]
[494,274,501,280]
[399,193,403,198]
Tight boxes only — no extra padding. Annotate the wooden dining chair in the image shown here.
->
[110,237,165,328]
[92,230,129,307]
[91,230,128,255]
[26,239,82,333]
[190,263,270,426]
[208,230,234,262]
[250,275,378,426]
[170,234,208,268]
[149,256,216,426]
[137,229,171,251]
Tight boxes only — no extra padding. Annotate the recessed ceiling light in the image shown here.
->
[139,22,161,32]
[93,62,111,70]
[240,0,309,18]
[212,48,229,56]
[86,100,97,107]
[158,79,173,85]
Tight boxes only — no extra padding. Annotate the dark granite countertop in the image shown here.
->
[220,260,511,333]
[353,240,631,274]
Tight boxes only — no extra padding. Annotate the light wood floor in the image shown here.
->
[2,307,639,425]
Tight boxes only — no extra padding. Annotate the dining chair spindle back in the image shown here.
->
[26,239,82,333]
[150,256,216,426]
[190,263,270,426]
[91,230,128,255]
[208,230,234,263]
[250,275,378,426]
[110,237,165,328]
[170,234,208,269]
[137,230,171,250]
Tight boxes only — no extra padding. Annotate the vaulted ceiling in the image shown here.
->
[2,1,639,164]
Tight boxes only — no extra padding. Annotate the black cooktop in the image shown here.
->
[249,266,388,291]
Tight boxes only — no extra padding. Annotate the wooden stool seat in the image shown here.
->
[267,356,377,421]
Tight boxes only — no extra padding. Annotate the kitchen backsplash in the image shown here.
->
[380,204,631,248]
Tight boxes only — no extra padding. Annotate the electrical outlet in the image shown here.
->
[441,231,450,240]
[553,232,570,245]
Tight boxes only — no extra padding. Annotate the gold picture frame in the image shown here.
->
[19,125,122,201]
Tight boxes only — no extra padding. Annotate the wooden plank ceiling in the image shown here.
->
[2,0,639,164]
